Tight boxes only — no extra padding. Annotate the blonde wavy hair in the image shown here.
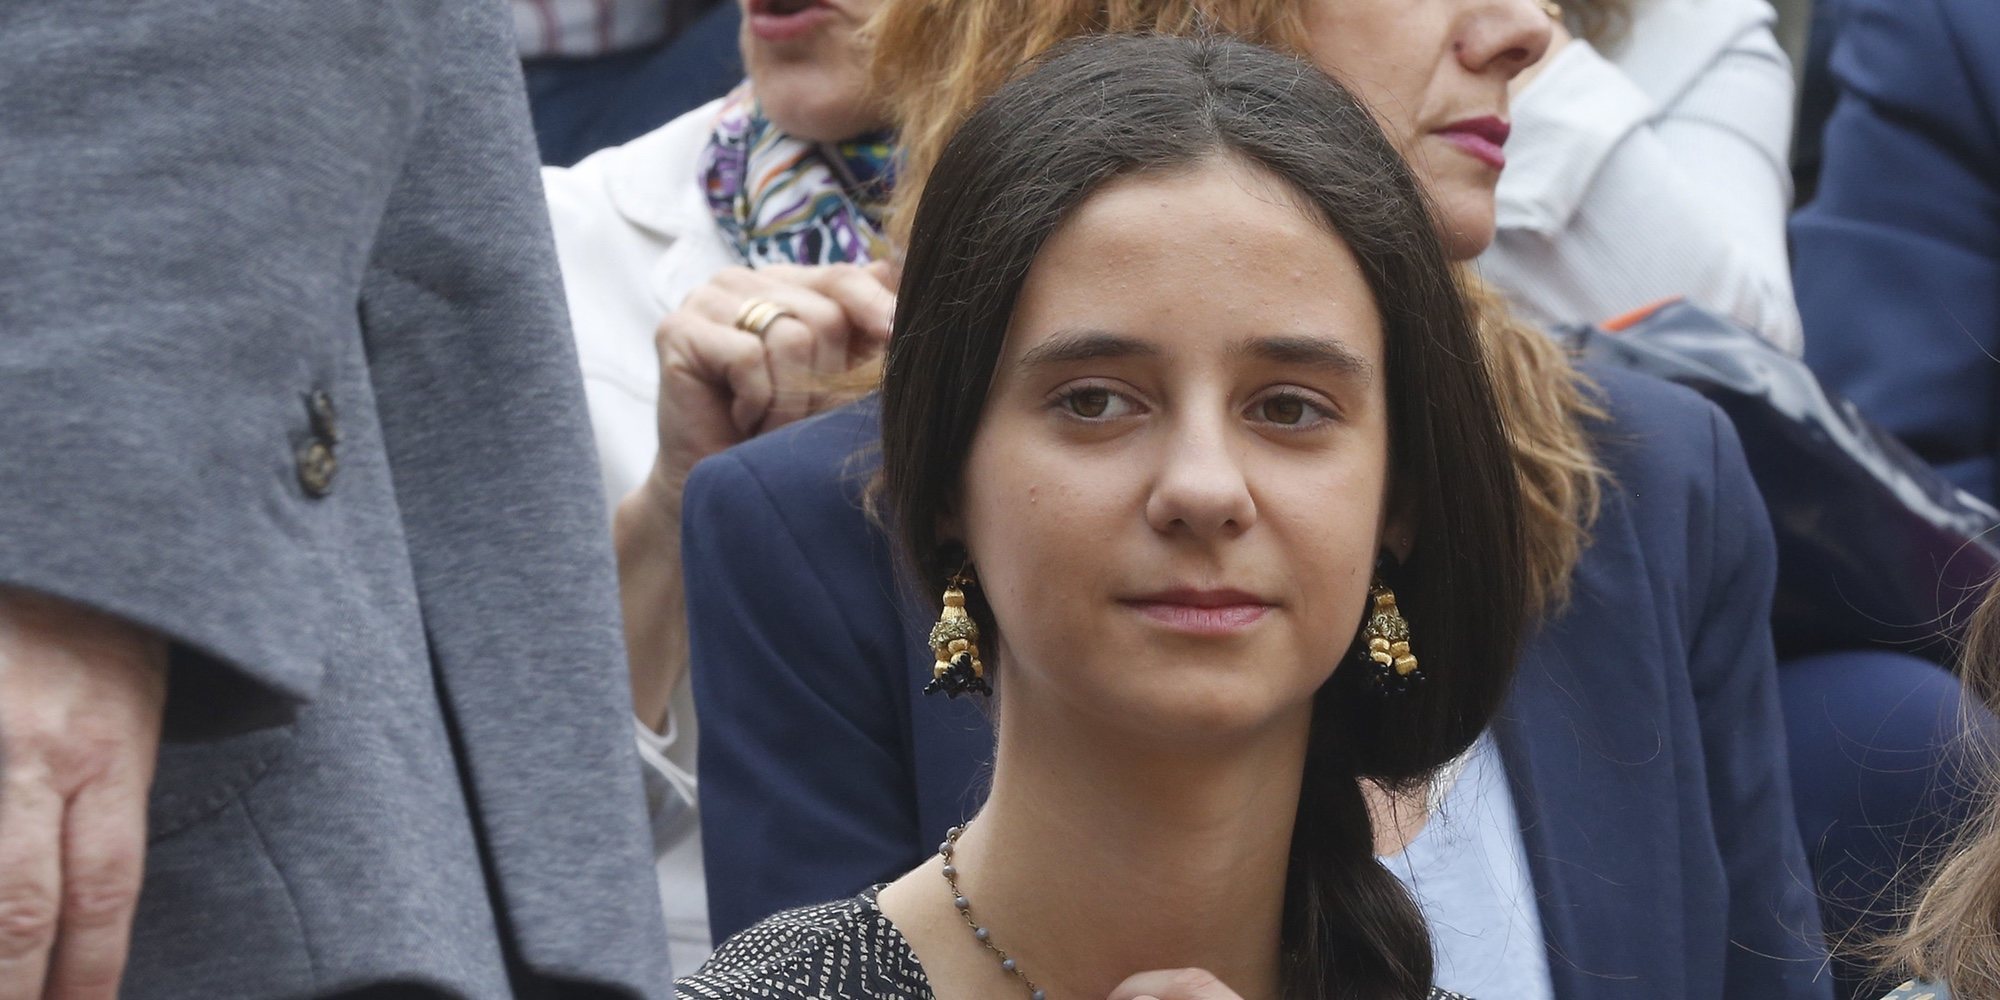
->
[1885,582,2000,994]
[864,0,1605,616]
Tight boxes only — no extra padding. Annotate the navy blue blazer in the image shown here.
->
[1793,0,2000,504]
[684,365,1829,1000]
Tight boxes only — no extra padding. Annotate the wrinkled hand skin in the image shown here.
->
[653,259,897,503]
[0,588,167,1000]
[619,259,898,731]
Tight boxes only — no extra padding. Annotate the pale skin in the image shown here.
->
[1301,0,1552,258]
[736,0,884,144]
[877,158,1418,1000]
[0,589,166,1000]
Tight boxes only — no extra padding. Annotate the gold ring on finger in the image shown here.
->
[1537,0,1562,19]
[733,298,797,337]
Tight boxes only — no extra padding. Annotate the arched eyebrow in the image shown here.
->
[1015,330,1373,385]
[1230,335,1374,386]
[1014,330,1162,369]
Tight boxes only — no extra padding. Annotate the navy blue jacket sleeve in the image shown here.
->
[682,433,923,942]
[1792,0,2000,502]
[1689,406,1830,997]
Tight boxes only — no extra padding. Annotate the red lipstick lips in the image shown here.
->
[1435,115,1512,171]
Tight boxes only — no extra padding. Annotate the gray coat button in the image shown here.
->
[297,439,336,497]
[307,390,340,443]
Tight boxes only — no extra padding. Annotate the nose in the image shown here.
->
[1144,416,1257,541]
[1455,0,1554,81]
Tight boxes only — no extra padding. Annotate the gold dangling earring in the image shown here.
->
[1359,579,1424,694]
[925,571,991,698]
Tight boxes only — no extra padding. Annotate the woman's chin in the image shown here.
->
[754,85,886,143]
[1066,670,1319,750]
[744,51,885,143]
[1431,192,1499,262]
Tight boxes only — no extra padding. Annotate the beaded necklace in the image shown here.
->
[937,826,1048,1000]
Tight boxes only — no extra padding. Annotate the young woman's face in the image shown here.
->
[1301,0,1551,260]
[958,156,1402,741]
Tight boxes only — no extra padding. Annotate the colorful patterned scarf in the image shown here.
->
[700,83,895,267]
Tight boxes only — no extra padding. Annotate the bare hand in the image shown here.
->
[617,260,895,731]
[1109,968,1248,1000]
[649,260,897,509]
[0,589,168,999]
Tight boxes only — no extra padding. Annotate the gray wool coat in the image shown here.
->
[0,1,675,997]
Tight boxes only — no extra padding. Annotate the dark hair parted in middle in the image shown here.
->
[879,34,1530,1000]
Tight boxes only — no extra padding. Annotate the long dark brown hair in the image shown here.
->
[879,34,1531,1000]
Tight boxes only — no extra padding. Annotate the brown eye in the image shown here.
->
[1067,388,1111,418]
[1260,395,1308,425]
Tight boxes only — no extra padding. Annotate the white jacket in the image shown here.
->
[546,97,736,508]
[1484,0,1803,352]
[541,97,732,977]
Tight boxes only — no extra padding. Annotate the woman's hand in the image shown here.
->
[649,261,896,511]
[618,260,896,732]
[1109,968,1249,1000]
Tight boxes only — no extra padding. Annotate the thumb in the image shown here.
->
[1108,969,1244,1000]
[865,257,903,293]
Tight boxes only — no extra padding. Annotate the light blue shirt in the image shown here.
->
[1385,732,1555,1000]
[1880,981,1951,999]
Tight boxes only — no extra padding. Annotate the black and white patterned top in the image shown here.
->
[676,890,1476,1000]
